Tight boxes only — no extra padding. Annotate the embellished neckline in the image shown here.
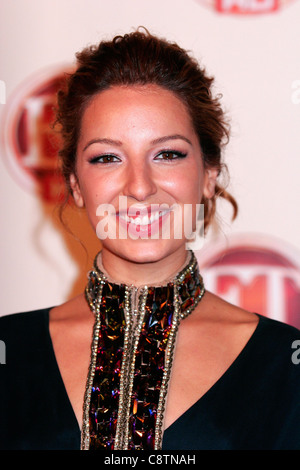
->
[85,250,205,321]
[82,249,205,450]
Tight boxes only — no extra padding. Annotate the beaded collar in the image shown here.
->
[81,250,205,450]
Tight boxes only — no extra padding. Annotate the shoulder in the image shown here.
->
[0,307,51,322]
[190,291,300,366]
[257,313,300,340]
[189,290,260,337]
[0,308,55,372]
[50,293,90,323]
[49,294,94,348]
[198,290,299,337]
[0,307,52,326]
[0,308,52,344]
[254,314,300,364]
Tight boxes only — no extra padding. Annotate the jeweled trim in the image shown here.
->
[154,282,181,449]
[114,286,148,449]
[81,280,104,450]
[81,250,205,450]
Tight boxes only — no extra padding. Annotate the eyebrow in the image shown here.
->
[82,134,193,152]
[150,134,193,146]
[83,138,122,152]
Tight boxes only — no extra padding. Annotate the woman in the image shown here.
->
[0,29,299,450]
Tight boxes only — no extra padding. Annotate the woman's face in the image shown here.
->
[71,84,217,264]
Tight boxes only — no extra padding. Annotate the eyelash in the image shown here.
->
[88,150,187,165]
[154,150,187,161]
[88,154,120,164]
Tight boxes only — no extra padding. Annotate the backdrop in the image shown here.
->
[1,0,300,328]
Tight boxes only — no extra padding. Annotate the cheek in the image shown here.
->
[82,195,100,231]
[168,164,203,204]
[78,174,122,229]
[77,179,101,225]
[190,161,205,202]
[80,172,115,204]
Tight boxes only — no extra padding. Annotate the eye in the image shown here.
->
[154,150,187,161]
[89,154,121,164]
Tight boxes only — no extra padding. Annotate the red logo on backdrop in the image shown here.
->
[198,234,300,329]
[197,0,296,14]
[0,65,73,203]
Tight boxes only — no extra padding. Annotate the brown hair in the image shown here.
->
[56,28,237,230]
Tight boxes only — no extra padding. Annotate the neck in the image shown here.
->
[100,247,190,287]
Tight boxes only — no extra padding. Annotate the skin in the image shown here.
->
[50,85,258,432]
[70,84,216,284]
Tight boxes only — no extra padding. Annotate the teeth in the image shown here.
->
[119,210,168,226]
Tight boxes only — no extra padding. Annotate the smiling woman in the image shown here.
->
[0,29,299,451]
[69,84,207,271]
[57,29,237,233]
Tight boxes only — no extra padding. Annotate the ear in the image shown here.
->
[69,173,84,208]
[203,168,218,199]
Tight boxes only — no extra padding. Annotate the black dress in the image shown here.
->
[0,308,299,450]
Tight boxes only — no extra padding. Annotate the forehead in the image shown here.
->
[84,83,189,112]
[78,84,196,141]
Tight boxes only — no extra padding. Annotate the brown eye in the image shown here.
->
[154,151,187,161]
[89,154,120,164]
[101,155,117,163]
[161,152,175,160]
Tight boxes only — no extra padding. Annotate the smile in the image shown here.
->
[115,205,172,239]
[118,209,169,226]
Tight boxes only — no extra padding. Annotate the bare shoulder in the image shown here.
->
[190,289,259,328]
[49,293,94,343]
[179,289,259,357]
[50,293,92,323]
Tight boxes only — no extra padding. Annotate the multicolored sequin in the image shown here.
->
[81,251,205,450]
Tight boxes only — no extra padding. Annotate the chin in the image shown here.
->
[103,238,186,265]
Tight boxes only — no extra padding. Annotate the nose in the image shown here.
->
[122,159,157,202]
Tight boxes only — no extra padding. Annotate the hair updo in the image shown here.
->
[56,28,237,230]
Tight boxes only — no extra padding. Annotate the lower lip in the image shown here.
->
[117,211,171,239]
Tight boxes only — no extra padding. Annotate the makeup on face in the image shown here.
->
[72,84,212,269]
